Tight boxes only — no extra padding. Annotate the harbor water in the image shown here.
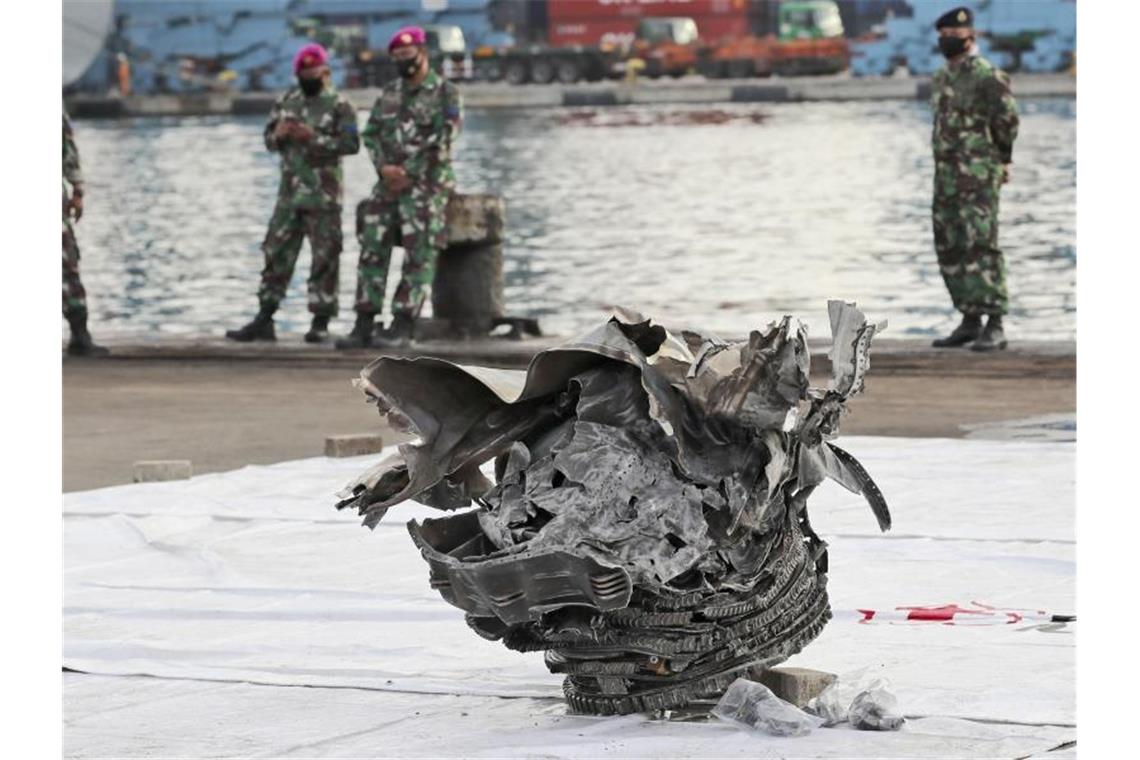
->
[70,97,1075,341]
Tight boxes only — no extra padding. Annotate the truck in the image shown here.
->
[471,0,850,84]
[700,1,850,77]
[346,24,474,88]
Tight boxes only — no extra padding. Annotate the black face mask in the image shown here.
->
[397,54,422,79]
[298,76,324,96]
[938,35,971,59]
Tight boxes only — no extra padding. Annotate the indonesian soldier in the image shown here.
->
[335,26,463,350]
[930,7,1019,351]
[227,43,360,343]
[63,111,108,356]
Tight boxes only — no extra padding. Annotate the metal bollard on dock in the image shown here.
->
[430,193,507,337]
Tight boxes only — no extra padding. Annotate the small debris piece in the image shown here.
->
[324,434,385,458]
[712,678,822,737]
[849,685,906,731]
[807,671,889,727]
[132,460,192,483]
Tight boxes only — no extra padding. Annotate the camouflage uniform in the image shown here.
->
[931,54,1019,316]
[62,113,86,317]
[257,85,360,316]
[354,68,462,317]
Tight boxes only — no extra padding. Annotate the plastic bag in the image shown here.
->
[712,678,823,737]
[806,670,880,727]
[807,669,905,730]
[849,684,906,731]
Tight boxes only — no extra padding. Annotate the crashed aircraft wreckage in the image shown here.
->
[336,301,891,715]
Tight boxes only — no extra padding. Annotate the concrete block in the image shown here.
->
[133,460,192,483]
[730,85,790,103]
[563,89,621,107]
[232,95,274,116]
[325,434,386,458]
[753,666,837,708]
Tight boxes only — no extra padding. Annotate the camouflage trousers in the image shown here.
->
[932,161,1010,317]
[256,202,342,316]
[352,186,450,317]
[63,213,87,317]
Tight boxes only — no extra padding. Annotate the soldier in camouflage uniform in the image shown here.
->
[336,26,462,350]
[63,111,108,356]
[930,7,1019,352]
[227,43,360,343]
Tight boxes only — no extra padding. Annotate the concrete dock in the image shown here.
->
[65,72,1074,118]
[63,335,1074,491]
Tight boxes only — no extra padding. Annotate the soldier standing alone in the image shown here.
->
[336,26,463,350]
[62,111,108,356]
[227,43,360,343]
[930,7,1019,352]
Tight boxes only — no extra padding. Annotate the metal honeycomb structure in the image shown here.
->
[338,302,890,715]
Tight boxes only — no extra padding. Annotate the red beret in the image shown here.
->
[293,43,328,74]
[388,26,426,54]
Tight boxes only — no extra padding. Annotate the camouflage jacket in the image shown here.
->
[931,54,1019,166]
[363,69,462,192]
[63,112,83,197]
[265,85,360,209]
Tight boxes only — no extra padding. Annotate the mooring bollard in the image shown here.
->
[431,193,506,337]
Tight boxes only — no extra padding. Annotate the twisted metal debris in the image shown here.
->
[336,301,891,715]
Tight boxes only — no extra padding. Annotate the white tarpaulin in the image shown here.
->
[64,436,1075,758]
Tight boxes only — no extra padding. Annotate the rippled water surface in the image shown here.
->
[72,98,1075,340]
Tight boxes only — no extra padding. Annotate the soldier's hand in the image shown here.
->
[273,120,292,141]
[381,165,409,192]
[69,191,84,222]
[1001,164,1011,184]
[290,123,315,142]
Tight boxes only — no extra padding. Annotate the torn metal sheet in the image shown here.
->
[337,301,891,715]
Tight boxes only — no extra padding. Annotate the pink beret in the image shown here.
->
[293,43,328,74]
[388,26,426,53]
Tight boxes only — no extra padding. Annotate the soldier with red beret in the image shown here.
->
[227,42,361,344]
[336,26,464,349]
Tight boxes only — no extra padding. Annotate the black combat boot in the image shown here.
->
[931,314,982,348]
[66,309,110,357]
[226,304,276,342]
[372,311,414,349]
[334,312,375,350]
[304,314,331,344]
[971,314,1008,352]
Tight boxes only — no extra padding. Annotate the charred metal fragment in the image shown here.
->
[336,301,890,715]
